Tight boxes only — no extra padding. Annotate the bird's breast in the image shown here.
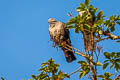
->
[49,22,63,37]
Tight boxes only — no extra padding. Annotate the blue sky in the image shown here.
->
[0,0,120,80]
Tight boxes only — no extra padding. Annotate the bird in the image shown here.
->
[48,18,76,63]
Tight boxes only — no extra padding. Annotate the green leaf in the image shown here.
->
[116,40,120,43]
[80,26,84,32]
[76,3,85,12]
[32,75,36,79]
[110,63,114,69]
[115,59,120,63]
[109,16,114,20]
[88,5,93,9]
[96,19,104,25]
[80,3,85,9]
[1,77,5,80]
[41,62,48,67]
[111,52,116,57]
[97,75,104,78]
[85,0,90,6]
[78,61,87,65]
[28,79,33,80]
[84,24,91,30]
[75,15,80,23]
[66,18,76,25]
[98,30,103,35]
[104,60,110,63]
[115,63,120,71]
[97,10,103,20]
[79,70,88,78]
[58,71,70,78]
[96,62,103,66]
[65,25,74,29]
[116,22,120,25]
[104,52,111,59]
[104,72,113,77]
[79,71,84,78]
[110,23,115,32]
[103,63,109,70]
[74,26,80,33]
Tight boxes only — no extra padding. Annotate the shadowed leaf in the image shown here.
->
[103,63,109,70]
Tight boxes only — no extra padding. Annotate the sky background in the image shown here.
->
[0,0,120,80]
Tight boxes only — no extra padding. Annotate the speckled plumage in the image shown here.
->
[48,18,76,63]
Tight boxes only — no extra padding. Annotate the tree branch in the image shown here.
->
[62,43,97,80]
[95,37,109,42]
[103,31,120,40]
[69,67,81,76]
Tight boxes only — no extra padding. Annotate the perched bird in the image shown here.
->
[48,18,76,63]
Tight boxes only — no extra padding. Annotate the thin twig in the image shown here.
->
[62,43,86,57]
[62,45,83,56]
[95,37,109,42]
[69,67,81,76]
[103,31,120,40]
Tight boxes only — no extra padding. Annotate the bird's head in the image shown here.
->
[48,18,57,23]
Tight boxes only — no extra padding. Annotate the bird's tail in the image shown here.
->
[62,47,76,63]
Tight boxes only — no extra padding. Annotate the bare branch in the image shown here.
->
[63,43,86,57]
[103,31,120,40]
[69,67,81,76]
[95,37,109,42]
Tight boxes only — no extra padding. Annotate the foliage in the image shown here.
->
[65,0,120,79]
[30,58,69,80]
[103,52,120,71]
[28,0,120,80]
[1,77,5,80]
[97,72,113,80]
[78,61,90,78]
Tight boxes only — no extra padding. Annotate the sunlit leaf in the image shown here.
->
[79,71,84,78]
[65,25,74,29]
[80,26,84,32]
[96,62,103,66]
[110,63,114,69]
[78,61,87,65]
[41,62,48,67]
[66,18,76,25]
[79,70,89,79]
[80,3,85,9]
[85,0,90,6]
[98,30,103,35]
[96,19,104,25]
[110,16,114,20]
